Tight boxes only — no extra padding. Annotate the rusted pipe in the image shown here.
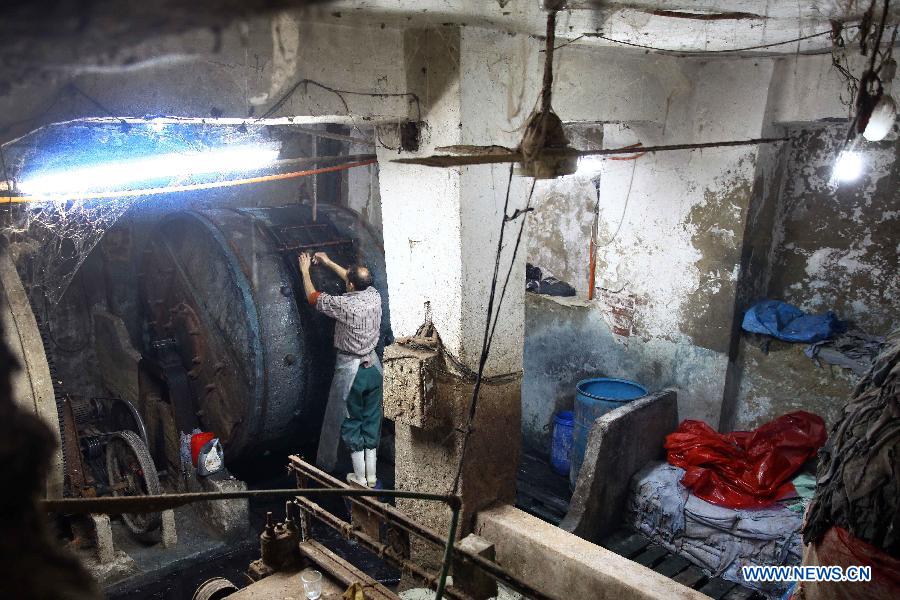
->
[40,487,460,515]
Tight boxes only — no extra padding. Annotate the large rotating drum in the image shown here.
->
[0,243,64,498]
[139,204,391,462]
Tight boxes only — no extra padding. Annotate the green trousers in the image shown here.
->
[340,364,383,452]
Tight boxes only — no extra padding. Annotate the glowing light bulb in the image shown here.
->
[863,95,897,142]
[833,151,863,183]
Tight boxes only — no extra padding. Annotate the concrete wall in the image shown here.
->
[521,51,898,453]
[768,124,898,333]
[522,56,775,452]
[347,139,382,234]
[725,122,898,431]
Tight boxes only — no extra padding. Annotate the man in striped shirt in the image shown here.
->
[299,251,383,487]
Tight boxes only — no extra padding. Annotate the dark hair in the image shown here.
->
[347,265,373,291]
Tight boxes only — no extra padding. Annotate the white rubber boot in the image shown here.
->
[364,448,377,488]
[347,451,366,486]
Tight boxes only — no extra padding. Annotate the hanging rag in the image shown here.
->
[342,582,367,600]
[316,350,382,472]
[803,327,900,556]
[804,328,885,376]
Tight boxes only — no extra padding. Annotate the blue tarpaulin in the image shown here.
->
[742,300,843,343]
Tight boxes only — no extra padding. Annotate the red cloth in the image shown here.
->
[665,411,826,508]
[308,291,321,306]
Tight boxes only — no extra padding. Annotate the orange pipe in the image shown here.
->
[588,238,597,301]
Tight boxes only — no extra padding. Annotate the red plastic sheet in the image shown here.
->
[665,411,826,508]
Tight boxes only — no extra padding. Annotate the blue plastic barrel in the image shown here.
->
[550,411,574,476]
[570,378,647,488]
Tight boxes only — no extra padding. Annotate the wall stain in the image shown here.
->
[768,125,898,333]
[680,171,752,352]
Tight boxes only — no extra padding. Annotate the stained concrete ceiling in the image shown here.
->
[2,0,897,69]
[310,0,899,53]
[0,0,896,136]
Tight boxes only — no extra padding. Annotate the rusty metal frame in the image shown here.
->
[291,493,473,600]
[41,457,551,600]
[289,456,553,600]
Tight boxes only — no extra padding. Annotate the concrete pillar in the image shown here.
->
[90,514,115,564]
[160,509,178,548]
[377,28,529,545]
[453,534,498,600]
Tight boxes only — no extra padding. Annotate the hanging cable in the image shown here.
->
[258,78,422,121]
[583,24,862,56]
[598,159,638,249]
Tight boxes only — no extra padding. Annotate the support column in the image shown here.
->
[377,28,530,548]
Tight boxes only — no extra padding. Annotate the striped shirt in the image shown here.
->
[309,286,382,356]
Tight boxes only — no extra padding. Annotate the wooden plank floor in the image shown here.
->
[515,452,572,526]
[601,528,765,600]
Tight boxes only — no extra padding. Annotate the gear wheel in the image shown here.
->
[105,429,162,540]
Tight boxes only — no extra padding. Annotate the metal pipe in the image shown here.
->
[278,239,353,252]
[435,502,460,600]
[40,487,459,515]
[290,457,554,600]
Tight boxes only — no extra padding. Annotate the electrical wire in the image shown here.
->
[837,0,892,154]
[487,180,537,352]
[584,24,862,56]
[597,159,638,249]
[258,78,422,121]
[867,0,892,74]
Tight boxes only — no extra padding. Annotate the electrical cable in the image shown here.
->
[487,180,537,351]
[450,170,537,496]
[449,164,515,495]
[608,142,646,161]
[259,78,422,121]
[868,0,892,74]
[837,0,892,154]
[584,24,862,56]
[598,158,638,249]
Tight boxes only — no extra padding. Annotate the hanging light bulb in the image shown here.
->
[576,156,604,175]
[863,94,897,141]
[833,150,863,182]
